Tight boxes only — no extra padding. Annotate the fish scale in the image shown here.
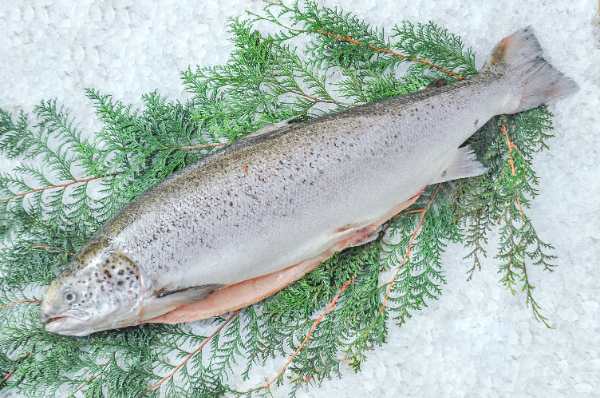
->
[40,27,578,335]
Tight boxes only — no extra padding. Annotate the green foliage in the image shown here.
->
[0,1,558,396]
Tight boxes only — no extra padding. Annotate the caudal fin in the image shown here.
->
[482,27,578,114]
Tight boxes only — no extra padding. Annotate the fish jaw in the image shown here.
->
[44,312,93,336]
[43,309,140,336]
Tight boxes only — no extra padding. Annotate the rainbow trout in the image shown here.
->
[40,28,577,335]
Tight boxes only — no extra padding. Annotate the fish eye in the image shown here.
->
[64,291,77,303]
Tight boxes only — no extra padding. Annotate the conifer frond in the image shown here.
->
[0,1,560,396]
[391,21,478,79]
[381,184,455,326]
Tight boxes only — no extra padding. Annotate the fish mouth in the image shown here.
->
[44,315,91,336]
[41,309,92,335]
[44,315,76,334]
[45,316,68,329]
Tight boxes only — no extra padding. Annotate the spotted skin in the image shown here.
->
[40,250,143,336]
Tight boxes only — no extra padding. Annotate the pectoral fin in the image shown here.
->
[140,284,225,321]
[432,147,487,184]
[141,258,327,325]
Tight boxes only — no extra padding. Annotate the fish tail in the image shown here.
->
[482,27,578,114]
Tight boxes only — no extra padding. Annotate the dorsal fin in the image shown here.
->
[245,116,299,138]
[427,78,447,88]
[418,78,448,91]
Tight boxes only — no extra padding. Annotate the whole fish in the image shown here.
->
[40,28,577,336]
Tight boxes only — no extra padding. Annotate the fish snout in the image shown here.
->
[39,309,50,323]
[39,297,55,322]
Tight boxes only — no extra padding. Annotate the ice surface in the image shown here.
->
[1,0,599,397]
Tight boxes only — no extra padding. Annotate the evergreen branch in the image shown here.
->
[163,143,228,150]
[256,2,473,81]
[94,142,230,153]
[464,209,487,280]
[1,351,30,383]
[314,30,465,80]
[1,175,106,203]
[382,184,441,313]
[391,21,477,78]
[498,123,551,328]
[144,310,241,395]
[264,275,355,389]
[67,356,112,398]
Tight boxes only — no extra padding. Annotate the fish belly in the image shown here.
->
[143,191,423,323]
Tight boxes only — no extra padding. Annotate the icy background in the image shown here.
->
[1,0,599,397]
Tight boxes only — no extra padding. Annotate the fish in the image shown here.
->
[40,27,577,336]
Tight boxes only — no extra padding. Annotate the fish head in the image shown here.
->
[40,245,145,336]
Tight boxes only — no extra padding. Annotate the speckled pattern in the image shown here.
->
[1,0,598,396]
[107,75,509,290]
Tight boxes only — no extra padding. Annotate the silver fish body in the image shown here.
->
[40,27,577,335]
[113,79,499,288]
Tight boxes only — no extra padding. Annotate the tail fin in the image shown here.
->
[481,27,578,114]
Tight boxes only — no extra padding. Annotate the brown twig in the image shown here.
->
[393,209,423,218]
[315,30,464,80]
[68,358,112,397]
[501,124,525,217]
[501,124,518,176]
[0,300,41,310]
[145,309,241,393]
[2,351,30,382]
[33,245,76,256]
[2,176,104,202]
[264,276,355,389]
